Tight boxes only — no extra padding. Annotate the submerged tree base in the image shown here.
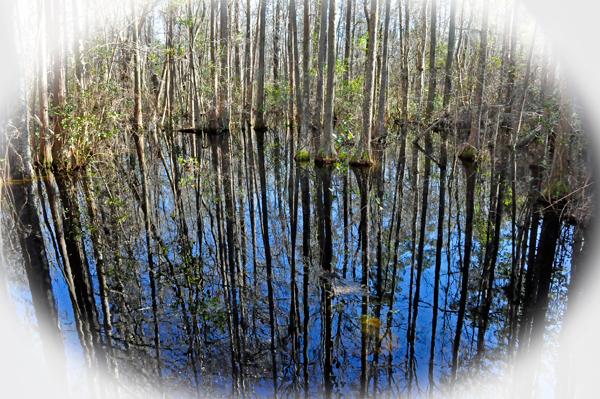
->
[295,149,310,162]
[314,155,339,165]
[458,143,478,168]
[348,158,374,168]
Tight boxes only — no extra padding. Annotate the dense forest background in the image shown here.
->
[0,0,597,397]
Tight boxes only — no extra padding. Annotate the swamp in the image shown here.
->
[0,0,595,397]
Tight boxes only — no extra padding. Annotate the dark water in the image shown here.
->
[1,128,590,398]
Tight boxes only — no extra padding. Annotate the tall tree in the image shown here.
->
[452,0,490,388]
[350,0,379,166]
[316,0,337,163]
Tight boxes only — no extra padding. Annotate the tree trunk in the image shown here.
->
[38,0,52,166]
[350,0,378,166]
[296,0,312,160]
[424,0,437,121]
[312,0,329,147]
[316,0,337,163]
[255,0,267,131]
[51,0,67,168]
[374,0,391,139]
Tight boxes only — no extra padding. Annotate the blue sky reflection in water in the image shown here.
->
[0,0,596,396]
[1,130,585,397]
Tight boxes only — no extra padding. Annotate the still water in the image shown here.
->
[2,127,590,398]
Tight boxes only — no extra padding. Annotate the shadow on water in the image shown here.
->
[1,127,593,398]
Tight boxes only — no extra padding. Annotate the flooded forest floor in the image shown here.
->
[1,122,593,398]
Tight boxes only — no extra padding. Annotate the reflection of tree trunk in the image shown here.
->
[507,202,531,359]
[428,130,447,394]
[353,167,371,399]
[452,0,488,387]
[519,209,561,397]
[288,163,301,394]
[406,144,419,388]
[409,131,432,393]
[256,129,278,395]
[81,176,118,381]
[385,129,407,387]
[476,174,504,362]
[451,161,476,388]
[556,225,588,398]
[300,166,311,395]
[8,151,69,394]
[133,134,163,393]
[221,133,243,393]
[56,174,109,383]
[518,167,542,354]
[372,157,385,393]
[316,166,334,399]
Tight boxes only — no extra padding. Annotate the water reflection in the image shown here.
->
[2,127,592,398]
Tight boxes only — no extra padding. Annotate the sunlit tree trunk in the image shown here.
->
[316,0,337,163]
[131,1,163,392]
[342,0,353,83]
[50,0,67,168]
[312,0,329,148]
[453,0,489,386]
[296,0,311,160]
[255,0,267,131]
[72,0,85,90]
[442,0,457,108]
[219,0,230,131]
[374,0,390,139]
[424,0,437,121]
[38,0,52,166]
[350,0,378,166]
[4,7,68,388]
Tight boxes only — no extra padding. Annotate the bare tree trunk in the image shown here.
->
[72,0,85,89]
[424,0,437,121]
[374,0,391,139]
[255,0,267,131]
[219,0,230,131]
[296,0,311,160]
[442,0,457,108]
[342,0,353,83]
[38,0,52,166]
[350,0,378,166]
[316,0,337,163]
[312,0,329,147]
[51,0,67,168]
[452,0,489,387]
